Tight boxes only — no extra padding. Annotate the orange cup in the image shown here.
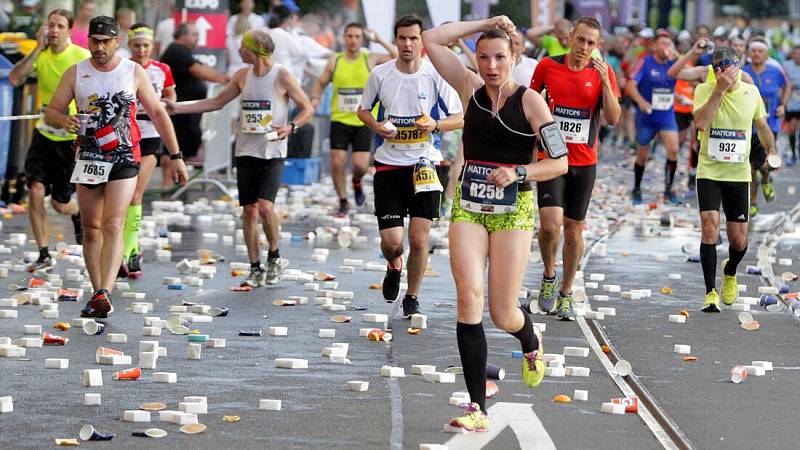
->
[611,396,639,413]
[96,347,124,358]
[112,367,141,381]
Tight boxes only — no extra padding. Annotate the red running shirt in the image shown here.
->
[530,54,620,166]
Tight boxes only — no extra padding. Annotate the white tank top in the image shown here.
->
[236,63,289,159]
[75,58,141,164]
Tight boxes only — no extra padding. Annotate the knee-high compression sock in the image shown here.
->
[457,322,487,412]
[123,204,142,259]
[700,243,717,293]
[634,163,645,190]
[790,132,797,158]
[724,245,748,276]
[509,308,538,354]
[665,159,678,193]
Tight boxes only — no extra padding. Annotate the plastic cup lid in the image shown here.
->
[179,423,207,434]
[444,366,463,374]
[79,424,95,441]
[145,428,167,438]
[737,312,753,325]
[614,359,632,376]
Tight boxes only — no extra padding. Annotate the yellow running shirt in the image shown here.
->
[33,43,90,141]
[693,76,766,182]
[330,49,370,127]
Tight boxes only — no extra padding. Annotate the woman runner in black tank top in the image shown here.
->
[423,17,567,433]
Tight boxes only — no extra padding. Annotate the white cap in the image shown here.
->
[677,30,691,41]
[639,28,654,39]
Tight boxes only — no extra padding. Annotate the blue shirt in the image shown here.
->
[743,63,787,132]
[632,55,677,120]
[783,60,800,112]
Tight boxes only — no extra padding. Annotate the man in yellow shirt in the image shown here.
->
[9,9,89,272]
[693,47,776,313]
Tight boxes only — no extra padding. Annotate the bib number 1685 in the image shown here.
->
[83,163,106,176]
[469,182,504,200]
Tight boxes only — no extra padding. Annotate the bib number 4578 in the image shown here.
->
[469,182,505,200]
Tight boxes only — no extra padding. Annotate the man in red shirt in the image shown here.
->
[528,16,621,320]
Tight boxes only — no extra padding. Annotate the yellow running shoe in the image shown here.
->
[701,289,721,313]
[522,326,545,388]
[721,259,738,305]
[443,402,488,433]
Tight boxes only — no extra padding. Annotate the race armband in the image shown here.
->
[539,121,568,159]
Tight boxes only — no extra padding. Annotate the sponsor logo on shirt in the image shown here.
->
[709,128,746,140]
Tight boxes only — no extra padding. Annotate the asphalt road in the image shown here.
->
[0,139,798,449]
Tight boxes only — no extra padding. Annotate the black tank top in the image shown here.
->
[462,85,536,191]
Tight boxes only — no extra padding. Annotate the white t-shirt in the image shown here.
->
[226,13,267,75]
[360,58,462,166]
[266,27,304,84]
[512,55,538,88]
[155,17,174,57]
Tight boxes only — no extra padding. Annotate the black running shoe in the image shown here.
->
[382,258,402,302]
[353,181,366,206]
[402,295,421,319]
[128,253,142,279]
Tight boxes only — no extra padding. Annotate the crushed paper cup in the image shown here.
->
[132,428,167,438]
[180,423,207,434]
[485,380,499,398]
[79,424,115,441]
[331,315,352,323]
[367,329,392,341]
[730,365,748,383]
[43,333,68,345]
[112,367,142,381]
[55,438,80,446]
[782,272,798,282]
[737,312,753,325]
[139,403,167,411]
[611,396,638,413]
[238,329,262,337]
[741,320,760,331]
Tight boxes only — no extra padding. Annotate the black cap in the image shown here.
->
[89,16,119,39]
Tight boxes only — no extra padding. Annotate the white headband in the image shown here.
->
[748,41,768,51]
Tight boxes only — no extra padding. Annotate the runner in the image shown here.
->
[674,63,698,191]
[8,9,88,272]
[423,15,567,432]
[743,37,790,217]
[783,45,800,166]
[626,30,681,205]
[120,23,176,279]
[356,14,463,315]
[693,47,776,312]
[310,22,397,217]
[166,29,313,287]
[45,16,188,318]
[528,16,621,319]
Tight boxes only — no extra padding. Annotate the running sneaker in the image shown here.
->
[537,275,558,314]
[27,255,53,273]
[71,213,83,244]
[241,268,266,287]
[127,253,142,279]
[720,258,738,305]
[337,199,349,218]
[632,188,643,205]
[762,182,775,203]
[402,295,421,319]
[701,289,721,313]
[522,327,545,387]
[556,292,576,321]
[353,181,366,206]
[665,191,682,205]
[750,204,759,218]
[80,289,113,318]
[382,258,402,302]
[265,257,289,285]
[117,261,129,278]
[443,402,488,433]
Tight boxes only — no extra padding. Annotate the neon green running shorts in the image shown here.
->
[451,185,535,233]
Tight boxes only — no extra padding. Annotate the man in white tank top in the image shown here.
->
[45,16,188,319]
[166,29,313,287]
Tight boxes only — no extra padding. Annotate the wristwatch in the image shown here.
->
[290,122,298,134]
[433,120,440,133]
[515,165,527,183]
[170,151,184,160]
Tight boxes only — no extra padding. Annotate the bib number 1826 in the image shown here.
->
[560,121,582,134]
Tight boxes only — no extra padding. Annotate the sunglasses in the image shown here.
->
[713,59,739,72]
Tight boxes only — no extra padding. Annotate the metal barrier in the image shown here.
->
[170,83,237,199]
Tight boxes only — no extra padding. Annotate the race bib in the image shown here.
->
[413,157,443,194]
[707,128,747,163]
[70,159,112,185]
[459,161,518,214]
[651,88,674,111]
[337,88,363,113]
[553,105,591,144]
[387,115,429,150]
[240,100,272,134]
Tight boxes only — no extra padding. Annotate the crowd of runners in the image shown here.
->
[5,1,792,434]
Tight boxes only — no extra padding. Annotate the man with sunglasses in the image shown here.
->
[693,47,776,313]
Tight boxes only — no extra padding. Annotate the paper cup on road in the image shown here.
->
[737,312,753,325]
[614,359,632,377]
[767,154,782,170]
[486,363,506,380]
[83,320,105,335]
[75,114,90,136]
[79,424,115,441]
[112,367,141,381]
[730,365,748,383]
